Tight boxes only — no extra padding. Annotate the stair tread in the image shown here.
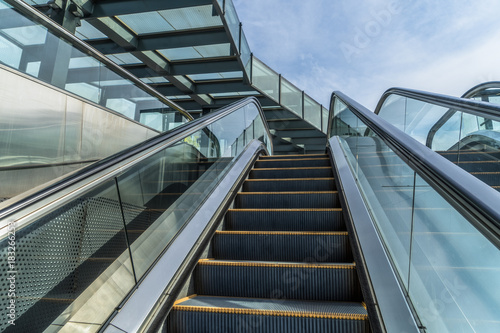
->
[245,177,334,181]
[174,295,368,319]
[216,230,348,235]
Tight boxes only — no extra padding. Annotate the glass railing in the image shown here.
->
[376,88,500,189]
[214,0,252,81]
[0,97,272,332]
[330,92,500,333]
[0,0,191,128]
[250,57,327,133]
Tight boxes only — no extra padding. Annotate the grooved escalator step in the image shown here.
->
[455,160,500,172]
[471,171,500,186]
[243,178,335,192]
[195,260,362,301]
[225,209,345,231]
[235,192,339,209]
[250,167,333,179]
[213,231,352,262]
[255,158,330,168]
[168,295,369,333]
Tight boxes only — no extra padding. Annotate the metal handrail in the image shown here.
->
[5,0,194,121]
[330,91,500,248]
[374,87,500,121]
[0,96,272,221]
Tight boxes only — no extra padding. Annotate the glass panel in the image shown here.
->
[332,98,413,287]
[251,58,279,102]
[0,179,135,332]
[281,78,303,116]
[224,0,240,53]
[117,101,270,280]
[331,94,500,331]
[322,106,329,133]
[378,93,500,189]
[158,5,223,30]
[409,175,500,332]
[304,94,321,130]
[240,30,251,79]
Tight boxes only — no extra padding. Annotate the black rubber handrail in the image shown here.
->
[374,87,500,121]
[5,0,193,121]
[0,97,272,220]
[462,81,500,99]
[330,91,500,248]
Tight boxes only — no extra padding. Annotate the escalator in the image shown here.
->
[1,90,500,333]
[168,154,369,332]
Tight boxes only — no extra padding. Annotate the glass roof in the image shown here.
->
[107,53,142,65]
[140,76,170,84]
[117,5,222,35]
[210,91,259,98]
[188,71,242,82]
[75,21,108,40]
[158,43,231,61]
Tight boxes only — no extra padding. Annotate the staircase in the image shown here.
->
[167,154,370,332]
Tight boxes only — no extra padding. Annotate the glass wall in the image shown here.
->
[331,96,500,333]
[0,99,271,332]
[378,94,500,189]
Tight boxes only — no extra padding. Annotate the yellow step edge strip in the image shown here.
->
[258,158,330,162]
[260,154,328,158]
[471,172,500,175]
[215,231,348,236]
[172,304,368,321]
[228,208,342,212]
[174,294,198,306]
[238,191,338,195]
[198,260,356,270]
[253,167,331,170]
[245,177,334,182]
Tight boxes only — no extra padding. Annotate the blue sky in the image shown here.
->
[233,0,500,110]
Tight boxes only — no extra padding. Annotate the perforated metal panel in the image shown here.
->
[0,181,130,332]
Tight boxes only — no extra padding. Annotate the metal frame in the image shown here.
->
[103,139,268,333]
[327,137,421,333]
[330,91,500,250]
[462,81,500,99]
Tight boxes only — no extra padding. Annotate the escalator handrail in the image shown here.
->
[374,87,500,121]
[0,97,272,221]
[462,81,500,99]
[330,91,500,247]
[5,0,193,121]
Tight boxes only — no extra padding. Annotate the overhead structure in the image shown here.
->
[27,0,330,154]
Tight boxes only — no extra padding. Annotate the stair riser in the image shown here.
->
[167,311,370,333]
[250,168,333,179]
[225,210,345,231]
[255,159,330,168]
[195,265,362,301]
[236,193,339,209]
[244,179,335,192]
[213,234,352,262]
